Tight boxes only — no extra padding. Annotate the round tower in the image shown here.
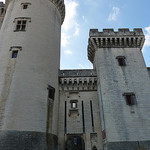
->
[0,0,65,149]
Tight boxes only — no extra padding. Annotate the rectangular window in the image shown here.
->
[90,100,94,132]
[116,56,126,66]
[12,50,18,58]
[21,3,31,9]
[48,85,55,100]
[70,100,78,109]
[71,102,77,108]
[10,46,22,58]
[82,101,85,133]
[123,93,135,106]
[16,20,27,31]
[14,17,31,32]
[23,4,28,9]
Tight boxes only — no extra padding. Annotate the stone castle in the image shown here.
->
[0,0,150,150]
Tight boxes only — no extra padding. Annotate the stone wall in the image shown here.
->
[58,70,103,150]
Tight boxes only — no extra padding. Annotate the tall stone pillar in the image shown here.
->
[88,28,150,150]
[0,0,65,149]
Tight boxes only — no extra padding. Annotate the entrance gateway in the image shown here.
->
[65,135,85,150]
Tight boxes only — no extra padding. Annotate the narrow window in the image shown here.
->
[71,102,77,108]
[48,85,55,100]
[112,38,115,46]
[70,100,78,109]
[82,101,85,133]
[126,38,129,46]
[1,8,3,14]
[90,100,94,132]
[123,93,135,106]
[116,56,126,66]
[64,101,67,133]
[12,50,18,58]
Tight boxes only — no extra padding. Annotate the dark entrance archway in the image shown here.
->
[65,135,85,150]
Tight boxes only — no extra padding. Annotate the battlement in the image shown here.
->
[89,28,144,36]
[88,28,145,63]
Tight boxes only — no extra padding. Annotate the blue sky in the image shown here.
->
[61,0,150,69]
[2,0,150,69]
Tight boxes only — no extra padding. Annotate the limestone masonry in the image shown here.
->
[0,0,150,150]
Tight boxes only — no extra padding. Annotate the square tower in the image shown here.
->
[88,29,150,150]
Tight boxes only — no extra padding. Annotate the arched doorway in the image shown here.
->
[65,135,85,150]
[92,146,97,150]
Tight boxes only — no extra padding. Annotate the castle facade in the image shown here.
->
[0,0,150,150]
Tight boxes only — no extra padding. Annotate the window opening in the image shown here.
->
[123,93,135,106]
[1,8,4,14]
[90,100,94,132]
[12,50,18,58]
[70,100,78,109]
[48,85,55,100]
[23,4,28,9]
[71,102,77,108]
[16,20,27,31]
[64,101,67,133]
[116,56,126,66]
[82,101,85,133]
[92,146,97,150]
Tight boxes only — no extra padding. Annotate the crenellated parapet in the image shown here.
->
[88,28,145,63]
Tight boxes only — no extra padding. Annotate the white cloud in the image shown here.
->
[144,27,150,47]
[82,16,87,23]
[61,32,70,47]
[64,49,73,55]
[108,7,120,21]
[61,0,79,48]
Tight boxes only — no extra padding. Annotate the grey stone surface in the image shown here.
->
[139,141,150,149]
[0,130,58,150]
[104,141,139,150]
[59,69,97,77]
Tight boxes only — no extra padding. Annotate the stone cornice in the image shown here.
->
[59,77,97,91]
[88,28,145,63]
[50,0,65,24]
